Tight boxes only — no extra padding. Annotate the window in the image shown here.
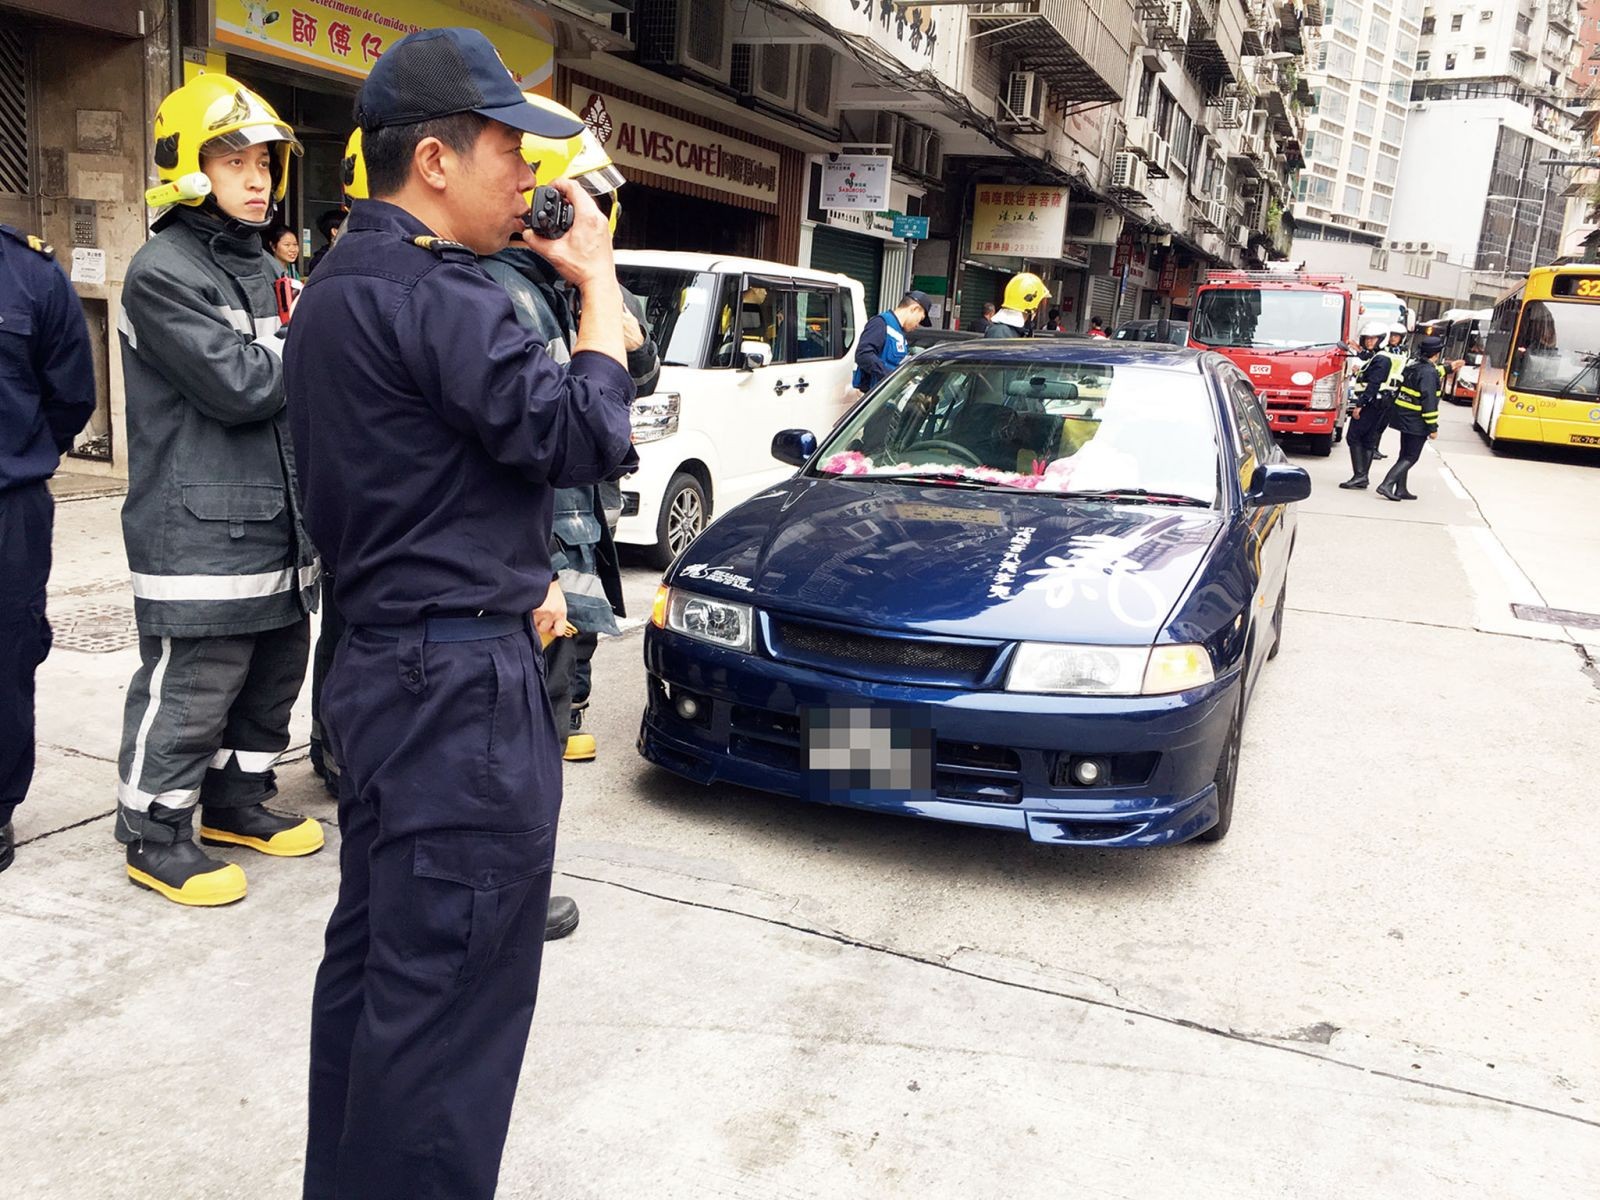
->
[1329,44,1356,75]
[1383,111,1405,143]
[1445,52,1457,70]
[616,268,723,367]
[1450,13,1462,30]
[1479,9,1491,21]
[1591,65,1599,77]
[1172,109,1193,170]
[1316,42,1329,70]
[1137,67,1155,118]
[1474,46,1486,59]
[1376,153,1399,184]
[794,289,841,361]
[1357,102,1377,130]
[711,278,794,367]
[1417,51,1430,70]
[1155,86,1175,139]
[1371,16,1391,46]
[1421,16,1434,34]
[1349,145,1370,174]
[1343,184,1364,213]
[1369,194,1392,223]
[1320,89,1350,120]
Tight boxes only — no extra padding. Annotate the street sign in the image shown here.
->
[892,214,930,240]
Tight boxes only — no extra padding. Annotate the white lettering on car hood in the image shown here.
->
[679,562,754,591]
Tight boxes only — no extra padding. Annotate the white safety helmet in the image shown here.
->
[1388,322,1408,337]
[1359,319,1388,340]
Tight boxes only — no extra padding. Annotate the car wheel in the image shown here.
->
[1267,581,1287,661]
[1306,432,1335,457]
[1196,684,1245,843]
[649,472,708,570]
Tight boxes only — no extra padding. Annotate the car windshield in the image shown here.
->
[614,267,721,367]
[1361,295,1405,326]
[1192,288,1346,349]
[1509,300,1600,400]
[810,358,1219,505]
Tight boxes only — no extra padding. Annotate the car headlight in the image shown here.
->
[1006,642,1215,695]
[652,586,754,652]
[1309,374,1340,410]
[631,391,680,444]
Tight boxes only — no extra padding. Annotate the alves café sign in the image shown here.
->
[573,88,781,209]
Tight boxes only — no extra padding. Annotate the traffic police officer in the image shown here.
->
[283,28,636,1200]
[0,225,96,873]
[1340,319,1398,489]
[1377,335,1444,501]
[1370,321,1409,460]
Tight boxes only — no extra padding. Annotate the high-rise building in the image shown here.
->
[1385,0,1578,285]
[1293,0,1424,247]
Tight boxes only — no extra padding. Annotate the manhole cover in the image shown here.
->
[52,602,139,653]
[1511,604,1600,632]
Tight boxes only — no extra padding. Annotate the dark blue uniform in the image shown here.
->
[283,199,636,1198]
[0,225,95,842]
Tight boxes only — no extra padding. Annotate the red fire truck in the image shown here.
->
[1187,269,1356,456]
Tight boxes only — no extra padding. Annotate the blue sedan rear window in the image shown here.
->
[815,360,1220,506]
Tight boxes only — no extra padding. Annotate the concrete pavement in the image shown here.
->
[2,402,1597,1197]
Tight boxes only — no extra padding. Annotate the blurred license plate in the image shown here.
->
[802,707,935,803]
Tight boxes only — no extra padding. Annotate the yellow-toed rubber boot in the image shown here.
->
[200,804,325,857]
[126,838,248,907]
[563,733,597,762]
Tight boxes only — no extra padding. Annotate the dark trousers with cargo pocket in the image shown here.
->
[0,481,53,826]
[114,618,310,840]
[304,617,561,1200]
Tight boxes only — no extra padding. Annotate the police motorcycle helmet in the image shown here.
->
[340,127,369,205]
[1358,319,1388,346]
[518,93,626,234]
[1003,271,1050,314]
[148,74,302,225]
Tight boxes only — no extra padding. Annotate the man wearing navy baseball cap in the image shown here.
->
[286,27,638,1199]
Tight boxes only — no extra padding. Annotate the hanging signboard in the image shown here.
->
[214,0,556,90]
[821,156,893,211]
[1112,231,1134,274]
[891,214,930,240]
[970,185,1070,259]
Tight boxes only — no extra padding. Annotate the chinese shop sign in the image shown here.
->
[215,0,555,90]
[821,155,892,211]
[970,185,1070,259]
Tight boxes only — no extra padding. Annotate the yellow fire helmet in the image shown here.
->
[148,74,302,208]
[519,93,626,232]
[341,127,369,204]
[1002,271,1050,313]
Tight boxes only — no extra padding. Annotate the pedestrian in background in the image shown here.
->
[974,300,996,334]
[1088,316,1109,338]
[265,222,302,279]
[853,290,931,391]
[1376,335,1444,501]
[305,209,344,277]
[283,28,636,1199]
[1044,307,1064,332]
[0,225,96,874]
[113,74,322,907]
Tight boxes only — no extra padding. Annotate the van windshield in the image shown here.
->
[615,267,722,367]
[1192,288,1347,349]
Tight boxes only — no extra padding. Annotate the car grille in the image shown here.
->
[769,619,998,687]
[728,706,1024,804]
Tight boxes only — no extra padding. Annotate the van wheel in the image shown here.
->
[650,472,708,570]
[1306,432,1335,457]
[1196,684,1245,844]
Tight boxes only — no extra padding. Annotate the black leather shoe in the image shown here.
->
[1338,477,1369,490]
[545,894,580,941]
[1373,450,1388,460]
[1398,487,1418,500]
[1375,482,1402,501]
[0,821,14,874]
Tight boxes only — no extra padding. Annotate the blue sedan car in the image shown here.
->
[639,341,1311,846]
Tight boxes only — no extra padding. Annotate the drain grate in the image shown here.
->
[52,602,140,653]
[1511,604,1600,632]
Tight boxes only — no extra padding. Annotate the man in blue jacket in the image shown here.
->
[853,289,932,391]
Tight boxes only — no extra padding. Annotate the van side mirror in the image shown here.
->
[1246,463,1311,506]
[739,340,772,371]
[771,428,817,467]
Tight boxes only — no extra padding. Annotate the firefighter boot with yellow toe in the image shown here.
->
[200,803,325,857]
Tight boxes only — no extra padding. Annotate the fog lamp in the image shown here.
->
[1072,757,1110,786]
[676,695,701,721]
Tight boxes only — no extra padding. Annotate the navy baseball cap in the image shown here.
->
[354,27,583,138]
[1419,335,1444,356]
[906,290,934,315]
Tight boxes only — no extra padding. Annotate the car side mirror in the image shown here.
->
[739,340,772,371]
[771,428,818,467]
[1246,463,1312,506]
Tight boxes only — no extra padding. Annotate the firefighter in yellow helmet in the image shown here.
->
[518,92,627,234]
[987,270,1049,338]
[115,73,321,907]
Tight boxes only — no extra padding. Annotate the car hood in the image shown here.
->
[668,476,1224,643]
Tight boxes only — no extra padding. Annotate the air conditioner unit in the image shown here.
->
[1124,116,1155,158]
[1220,97,1244,128]
[637,0,733,85]
[732,42,797,108]
[1206,200,1228,228]
[1169,0,1191,42]
[1065,203,1121,244]
[1403,240,1417,251]
[897,119,928,175]
[1001,71,1046,132]
[796,45,836,126]
[1418,241,1434,254]
[1112,150,1147,192]
[1149,135,1171,176]
[1234,223,1252,245]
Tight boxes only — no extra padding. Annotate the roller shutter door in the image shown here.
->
[810,226,884,314]
[1088,275,1120,328]
[960,265,1007,329]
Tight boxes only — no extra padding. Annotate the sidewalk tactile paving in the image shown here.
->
[51,602,139,653]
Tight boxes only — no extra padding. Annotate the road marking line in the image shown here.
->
[1466,526,1542,605]
[1436,462,1470,501]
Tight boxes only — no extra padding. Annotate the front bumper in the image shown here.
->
[639,627,1238,847]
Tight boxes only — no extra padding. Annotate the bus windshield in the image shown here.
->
[1192,288,1347,350]
[1508,300,1600,400]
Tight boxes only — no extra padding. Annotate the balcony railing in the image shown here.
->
[1186,0,1243,86]
[969,0,1135,108]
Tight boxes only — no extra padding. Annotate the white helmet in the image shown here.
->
[1388,322,1408,337]
[1359,319,1388,340]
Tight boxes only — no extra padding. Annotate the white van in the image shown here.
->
[613,251,868,566]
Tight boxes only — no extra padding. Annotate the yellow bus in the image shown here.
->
[1473,266,1600,451]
